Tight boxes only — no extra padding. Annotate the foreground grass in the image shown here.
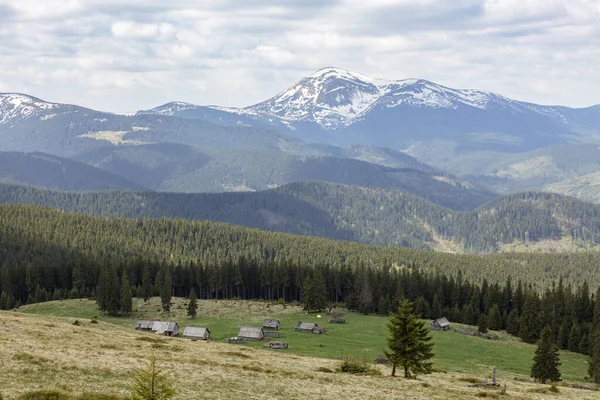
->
[19,298,592,383]
[2,309,600,400]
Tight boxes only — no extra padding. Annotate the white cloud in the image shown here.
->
[0,0,598,112]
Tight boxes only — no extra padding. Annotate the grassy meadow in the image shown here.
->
[18,297,592,383]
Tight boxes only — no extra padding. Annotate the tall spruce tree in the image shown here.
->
[141,265,152,303]
[519,294,541,344]
[589,327,600,383]
[385,299,434,378]
[160,266,172,313]
[302,270,327,312]
[120,268,133,314]
[478,314,489,334]
[97,264,120,316]
[531,326,561,384]
[187,288,198,319]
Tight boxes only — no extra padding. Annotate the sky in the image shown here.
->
[0,0,599,113]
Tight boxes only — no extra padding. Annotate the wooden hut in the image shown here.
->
[238,326,264,341]
[135,320,159,332]
[329,312,346,324]
[263,319,281,330]
[295,322,324,334]
[153,321,180,336]
[432,317,450,331]
[183,326,210,340]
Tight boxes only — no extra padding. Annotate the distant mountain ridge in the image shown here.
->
[1,181,598,254]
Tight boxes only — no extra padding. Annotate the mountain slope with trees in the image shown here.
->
[0,151,145,191]
[0,182,599,253]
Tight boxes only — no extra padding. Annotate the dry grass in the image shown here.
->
[1,311,599,400]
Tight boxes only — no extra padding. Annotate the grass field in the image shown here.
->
[18,297,592,383]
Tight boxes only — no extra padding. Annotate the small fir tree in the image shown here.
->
[519,295,541,344]
[131,356,176,400]
[385,299,434,378]
[568,322,581,353]
[187,288,198,319]
[531,326,561,384]
[478,314,489,334]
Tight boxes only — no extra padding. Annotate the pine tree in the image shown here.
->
[131,356,176,400]
[414,296,430,319]
[589,327,600,383]
[97,265,121,316]
[519,294,541,344]
[385,300,434,378]
[142,265,153,303]
[120,269,133,314]
[568,322,581,353]
[557,320,570,350]
[187,288,198,319]
[431,294,443,319]
[478,314,489,334]
[487,304,503,331]
[506,309,520,336]
[531,326,561,384]
[302,270,327,312]
[160,267,172,313]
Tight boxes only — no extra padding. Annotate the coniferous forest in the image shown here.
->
[2,203,600,358]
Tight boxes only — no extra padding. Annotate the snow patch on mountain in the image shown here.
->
[0,93,60,124]
[138,101,199,117]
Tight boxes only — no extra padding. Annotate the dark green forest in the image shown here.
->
[2,182,600,253]
[2,204,600,358]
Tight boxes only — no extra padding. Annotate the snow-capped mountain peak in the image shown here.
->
[0,93,60,124]
[244,68,525,130]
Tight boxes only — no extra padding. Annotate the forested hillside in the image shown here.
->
[1,182,599,253]
[75,143,493,210]
[0,151,144,191]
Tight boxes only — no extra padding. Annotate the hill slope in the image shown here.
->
[0,182,598,253]
[0,151,144,191]
[1,306,593,399]
[74,144,494,210]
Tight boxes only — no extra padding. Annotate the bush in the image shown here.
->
[72,320,81,326]
[337,358,381,376]
[549,383,560,393]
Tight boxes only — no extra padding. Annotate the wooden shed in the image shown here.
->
[295,322,324,334]
[153,321,180,336]
[183,326,210,340]
[135,320,159,332]
[238,326,264,341]
[263,319,281,330]
[432,317,450,331]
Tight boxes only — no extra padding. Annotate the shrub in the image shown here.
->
[337,358,381,376]
[72,320,81,326]
[549,383,560,393]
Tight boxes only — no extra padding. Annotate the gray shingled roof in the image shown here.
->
[263,319,281,329]
[183,326,210,338]
[136,320,159,330]
[434,318,450,327]
[238,326,264,339]
[154,321,179,334]
[296,322,317,330]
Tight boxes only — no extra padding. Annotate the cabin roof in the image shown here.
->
[434,317,450,327]
[263,319,280,328]
[296,322,317,330]
[183,326,210,337]
[238,326,264,339]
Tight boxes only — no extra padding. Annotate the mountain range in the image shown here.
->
[1,67,600,223]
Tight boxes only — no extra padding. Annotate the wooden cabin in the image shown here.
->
[432,317,450,331]
[238,326,264,341]
[295,322,324,334]
[135,320,159,332]
[263,319,281,330]
[183,326,210,340]
[153,321,180,336]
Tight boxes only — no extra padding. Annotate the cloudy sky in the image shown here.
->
[0,0,599,112]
